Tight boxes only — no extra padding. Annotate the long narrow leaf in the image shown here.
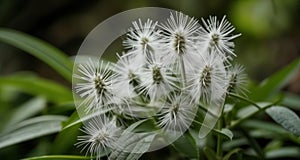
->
[0,28,73,81]
[0,73,72,103]
[22,155,91,160]
[0,115,67,149]
[1,97,46,132]
[251,57,300,100]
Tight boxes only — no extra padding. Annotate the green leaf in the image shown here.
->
[193,119,233,140]
[62,107,113,130]
[223,138,248,151]
[242,120,288,135]
[0,115,67,149]
[203,147,217,160]
[0,28,73,81]
[231,102,273,128]
[0,73,72,103]
[251,57,300,101]
[51,116,81,154]
[265,147,300,159]
[265,106,300,136]
[109,133,156,160]
[22,155,91,160]
[109,119,156,160]
[172,131,199,159]
[2,97,46,131]
[223,148,242,160]
[219,128,234,141]
[282,92,300,110]
[240,128,265,159]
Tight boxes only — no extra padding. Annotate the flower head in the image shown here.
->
[199,16,241,59]
[74,58,116,112]
[76,115,122,160]
[159,12,201,69]
[139,56,178,102]
[227,63,248,96]
[158,93,196,132]
[186,51,227,104]
[123,19,162,65]
[112,53,140,99]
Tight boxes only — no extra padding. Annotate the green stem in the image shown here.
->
[216,98,226,159]
[216,115,223,158]
[179,54,187,88]
[229,93,261,110]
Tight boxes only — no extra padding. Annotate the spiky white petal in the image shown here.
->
[159,12,201,70]
[158,94,196,132]
[76,116,122,160]
[186,51,228,104]
[139,56,178,102]
[199,16,241,59]
[112,53,140,99]
[123,19,162,66]
[74,59,116,112]
[227,63,248,96]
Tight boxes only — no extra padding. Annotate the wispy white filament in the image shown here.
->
[199,16,241,59]
[74,59,115,113]
[158,93,196,132]
[186,51,228,104]
[76,116,122,160]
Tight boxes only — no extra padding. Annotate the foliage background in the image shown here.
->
[0,0,299,159]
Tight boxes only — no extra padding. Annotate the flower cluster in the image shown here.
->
[74,11,246,158]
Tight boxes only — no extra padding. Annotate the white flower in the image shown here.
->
[74,59,115,112]
[112,53,140,99]
[139,56,178,102]
[186,51,227,104]
[227,63,248,95]
[159,11,201,70]
[76,116,122,160]
[123,19,162,65]
[199,16,241,59]
[158,93,196,132]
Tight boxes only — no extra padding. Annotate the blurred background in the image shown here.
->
[1,0,300,84]
[0,0,299,159]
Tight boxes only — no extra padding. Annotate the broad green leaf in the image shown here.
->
[0,115,67,149]
[0,73,72,103]
[223,148,242,160]
[265,147,300,159]
[2,97,46,130]
[203,147,217,160]
[265,106,300,136]
[22,155,91,160]
[251,57,300,101]
[0,28,73,81]
[172,131,199,159]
